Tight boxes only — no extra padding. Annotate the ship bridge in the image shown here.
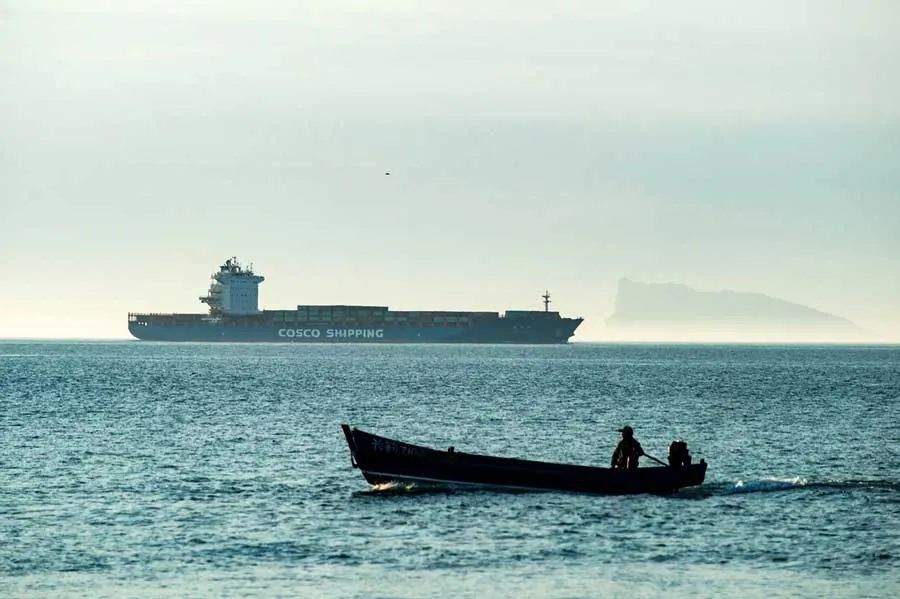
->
[199,257,265,315]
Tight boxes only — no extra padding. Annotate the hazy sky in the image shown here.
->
[2,1,899,340]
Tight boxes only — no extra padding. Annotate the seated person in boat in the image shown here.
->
[668,440,692,467]
[611,425,644,470]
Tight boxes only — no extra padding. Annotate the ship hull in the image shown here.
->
[128,318,581,344]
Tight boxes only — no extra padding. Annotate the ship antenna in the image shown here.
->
[542,290,551,312]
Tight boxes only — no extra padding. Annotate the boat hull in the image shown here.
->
[128,318,582,344]
[341,425,707,495]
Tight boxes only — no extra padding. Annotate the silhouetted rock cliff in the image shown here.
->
[606,279,864,341]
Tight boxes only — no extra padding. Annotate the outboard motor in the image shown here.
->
[668,440,692,467]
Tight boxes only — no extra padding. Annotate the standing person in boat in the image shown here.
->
[611,425,644,470]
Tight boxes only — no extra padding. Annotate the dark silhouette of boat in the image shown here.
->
[341,425,707,495]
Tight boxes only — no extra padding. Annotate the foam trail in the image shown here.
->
[370,481,416,493]
[726,477,808,494]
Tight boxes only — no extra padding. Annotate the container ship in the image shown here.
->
[128,258,583,343]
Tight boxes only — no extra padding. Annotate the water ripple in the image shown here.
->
[2,341,898,597]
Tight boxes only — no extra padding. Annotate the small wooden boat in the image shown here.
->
[341,424,707,495]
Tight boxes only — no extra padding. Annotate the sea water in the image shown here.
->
[1,342,898,598]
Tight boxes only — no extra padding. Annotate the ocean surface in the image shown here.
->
[2,341,898,598]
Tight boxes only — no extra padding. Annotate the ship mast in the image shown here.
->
[542,290,551,312]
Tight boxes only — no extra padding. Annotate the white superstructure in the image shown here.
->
[199,257,265,315]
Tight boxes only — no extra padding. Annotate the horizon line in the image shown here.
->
[1,337,899,346]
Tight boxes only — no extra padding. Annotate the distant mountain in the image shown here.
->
[606,279,865,342]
